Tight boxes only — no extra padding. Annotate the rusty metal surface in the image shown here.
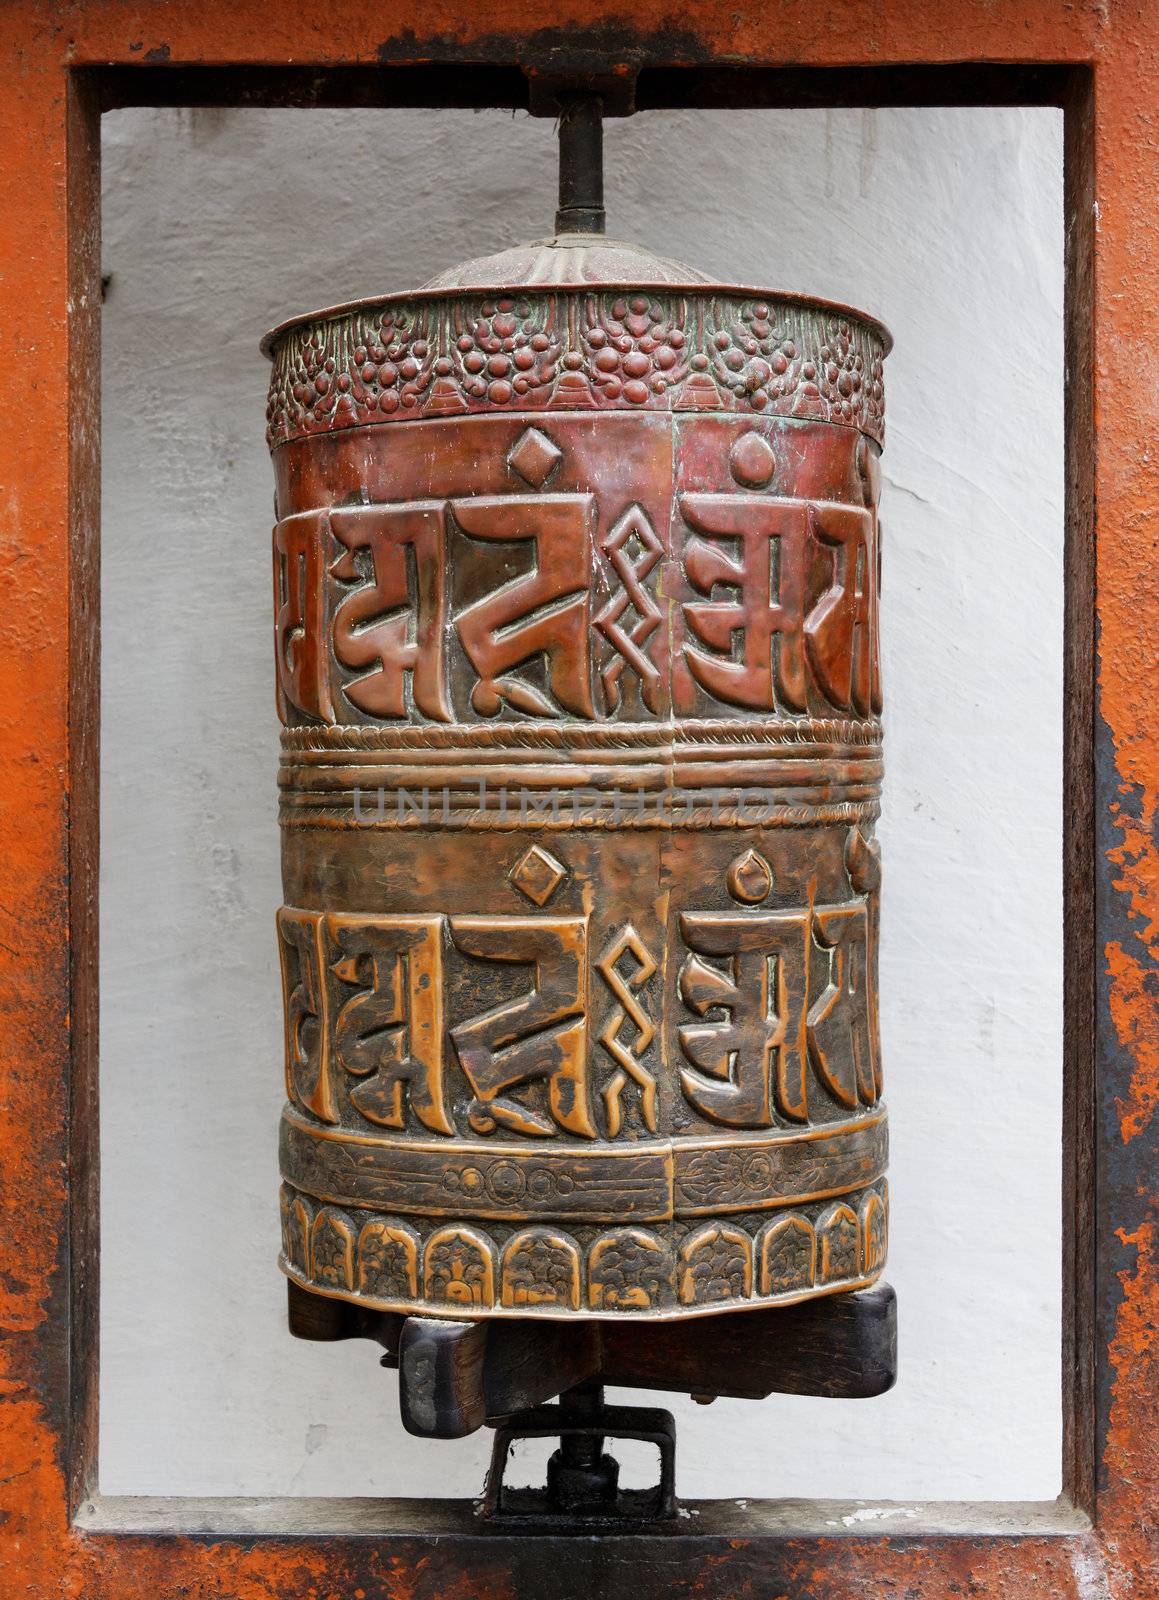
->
[267,263,890,1323]
[0,4,1152,1596]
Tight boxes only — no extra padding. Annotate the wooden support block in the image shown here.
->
[483,1318,602,1421]
[398,1316,602,1439]
[287,1278,403,1352]
[391,1285,895,1439]
[599,1285,897,1401]
[399,1318,490,1438]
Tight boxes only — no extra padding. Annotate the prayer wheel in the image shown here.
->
[264,180,891,1325]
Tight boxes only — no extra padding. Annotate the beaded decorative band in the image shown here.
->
[265,288,888,449]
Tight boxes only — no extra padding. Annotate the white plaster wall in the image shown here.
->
[99,105,1064,1501]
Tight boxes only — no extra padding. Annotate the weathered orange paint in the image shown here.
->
[1090,7,1159,1593]
[0,0,1154,1596]
[43,0,1112,69]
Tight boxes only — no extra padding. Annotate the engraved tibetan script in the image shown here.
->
[452,494,595,719]
[273,512,332,723]
[678,898,879,1128]
[329,503,451,722]
[279,908,597,1142]
[325,912,452,1135]
[273,491,597,723]
[279,890,877,1141]
[450,915,595,1139]
[274,481,881,725]
[276,909,452,1134]
[678,493,880,715]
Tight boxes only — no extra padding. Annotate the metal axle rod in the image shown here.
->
[555,94,605,234]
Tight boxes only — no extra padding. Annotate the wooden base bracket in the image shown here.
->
[287,1279,898,1440]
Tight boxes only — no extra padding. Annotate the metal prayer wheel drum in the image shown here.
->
[265,234,890,1321]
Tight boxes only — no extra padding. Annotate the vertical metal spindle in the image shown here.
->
[555,95,605,235]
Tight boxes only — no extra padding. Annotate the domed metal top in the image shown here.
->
[418,233,715,291]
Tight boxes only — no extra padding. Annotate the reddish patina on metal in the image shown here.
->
[0,2,1153,1596]
[265,236,892,1327]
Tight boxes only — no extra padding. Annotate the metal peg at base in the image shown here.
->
[482,1383,678,1525]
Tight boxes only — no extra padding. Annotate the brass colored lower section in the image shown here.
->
[279,1110,888,1321]
[280,1106,887,1222]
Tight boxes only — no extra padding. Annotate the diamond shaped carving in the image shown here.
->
[509,844,567,906]
[507,426,562,488]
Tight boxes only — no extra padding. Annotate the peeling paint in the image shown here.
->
[835,1505,921,1526]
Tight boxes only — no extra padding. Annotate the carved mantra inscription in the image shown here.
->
[678,494,878,716]
[273,420,882,727]
[277,839,881,1144]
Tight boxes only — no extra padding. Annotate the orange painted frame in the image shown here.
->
[0,4,1154,1596]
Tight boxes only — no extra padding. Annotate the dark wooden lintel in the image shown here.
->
[92,61,1078,116]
